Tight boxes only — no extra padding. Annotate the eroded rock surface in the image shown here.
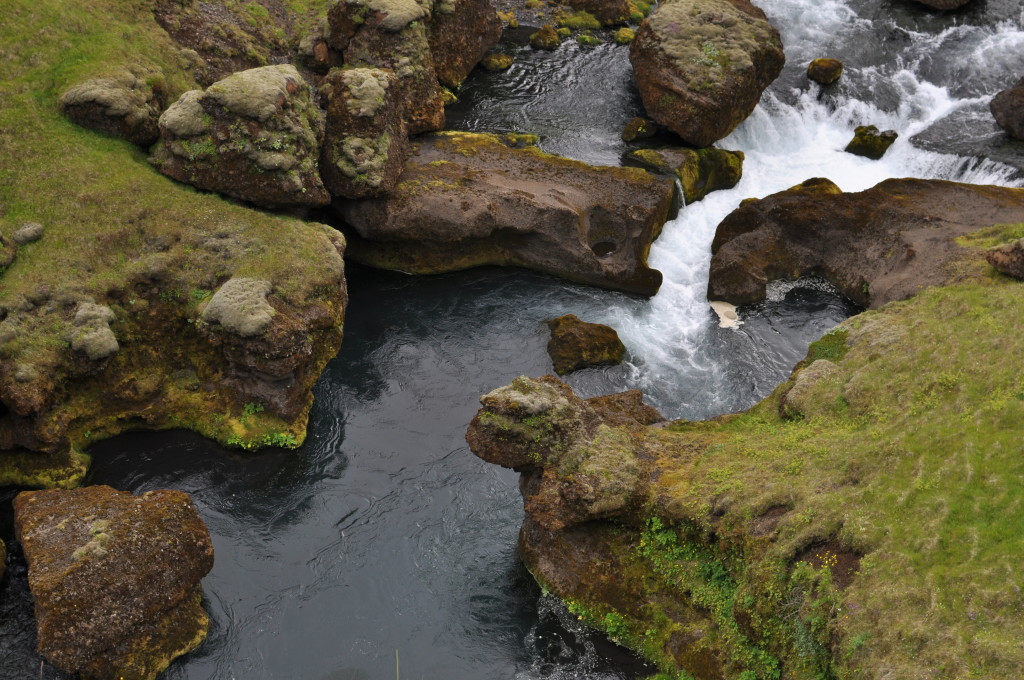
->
[339,131,675,295]
[707,177,1024,307]
[151,64,329,209]
[428,0,503,87]
[546,314,626,374]
[13,485,214,680]
[629,0,784,147]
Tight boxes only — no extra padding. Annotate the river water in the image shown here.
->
[1,0,1022,678]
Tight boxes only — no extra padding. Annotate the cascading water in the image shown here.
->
[1,1,1021,678]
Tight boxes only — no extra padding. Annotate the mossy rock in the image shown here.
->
[627,146,744,204]
[59,70,165,146]
[546,314,626,374]
[620,116,657,142]
[844,124,898,160]
[807,57,843,85]
[576,32,603,47]
[481,53,514,71]
[557,9,602,29]
[531,25,562,50]
[613,27,636,44]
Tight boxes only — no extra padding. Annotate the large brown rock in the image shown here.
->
[986,239,1024,279]
[707,177,1024,308]
[338,131,675,295]
[13,485,214,680]
[629,0,785,147]
[428,0,504,87]
[991,76,1024,140]
[151,65,330,209]
[627,146,743,204]
[59,71,165,147]
[546,314,626,375]
[320,67,410,198]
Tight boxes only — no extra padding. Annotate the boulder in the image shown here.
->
[481,53,514,71]
[13,485,214,680]
[629,0,785,147]
[621,116,658,142]
[70,302,119,361]
[428,0,504,87]
[807,58,843,85]
[12,221,44,245]
[910,0,972,8]
[338,131,676,295]
[707,177,1024,307]
[151,65,329,209]
[546,314,626,374]
[627,147,743,204]
[328,0,446,134]
[59,72,165,147]
[990,76,1024,140]
[986,239,1024,279]
[319,67,410,199]
[530,25,562,50]
[561,0,633,24]
[844,125,898,160]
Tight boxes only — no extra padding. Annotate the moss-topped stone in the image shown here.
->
[628,146,744,204]
[560,0,632,25]
[844,124,898,160]
[807,58,843,85]
[482,53,515,71]
[13,485,214,679]
[546,314,626,374]
[530,25,562,50]
[151,65,329,209]
[59,70,165,147]
[630,0,785,147]
[986,238,1024,278]
[200,278,275,338]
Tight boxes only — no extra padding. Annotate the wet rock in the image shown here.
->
[844,125,898,160]
[200,278,275,338]
[320,68,409,198]
[620,116,657,142]
[329,0,446,134]
[910,0,972,8]
[627,147,743,204]
[481,53,515,71]
[630,0,785,147]
[70,302,119,361]
[986,238,1024,279]
[339,131,675,295]
[12,221,44,245]
[59,71,165,146]
[807,58,843,85]
[13,485,214,680]
[990,76,1024,140]
[546,314,626,374]
[428,0,504,87]
[530,25,562,50]
[151,65,329,209]
[707,177,1024,307]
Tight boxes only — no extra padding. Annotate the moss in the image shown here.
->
[557,10,602,30]
[481,53,514,71]
[576,32,602,47]
[530,25,561,50]
[0,447,90,489]
[614,27,636,44]
[199,277,275,337]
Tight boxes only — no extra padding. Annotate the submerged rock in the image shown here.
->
[844,125,898,160]
[546,314,626,374]
[627,147,743,204]
[428,0,503,87]
[807,58,843,85]
[990,76,1024,140]
[707,177,1024,307]
[59,71,165,146]
[629,0,785,147]
[986,238,1024,279]
[620,116,658,142]
[481,53,514,71]
[338,131,675,295]
[151,65,329,209]
[13,485,214,680]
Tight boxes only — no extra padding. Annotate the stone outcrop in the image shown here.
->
[151,65,329,209]
[428,0,503,87]
[546,314,626,374]
[627,147,743,204]
[986,238,1024,279]
[320,67,410,199]
[59,71,165,147]
[13,485,214,679]
[629,0,785,147]
[338,131,675,295]
[707,177,1024,307]
[844,125,897,160]
[328,0,446,135]
[990,76,1024,140]
[807,58,843,85]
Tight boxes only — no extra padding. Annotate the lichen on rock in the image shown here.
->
[201,277,275,338]
[12,222,44,245]
[59,70,165,146]
[70,302,119,361]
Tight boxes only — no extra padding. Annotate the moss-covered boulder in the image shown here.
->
[338,131,676,295]
[481,53,514,71]
[428,0,503,87]
[59,70,165,146]
[328,0,446,135]
[628,146,743,204]
[844,124,898,160]
[546,314,626,374]
[530,25,562,50]
[613,27,636,44]
[807,57,843,85]
[986,238,1024,278]
[560,0,633,25]
[620,116,657,142]
[630,0,784,147]
[151,64,329,209]
[707,177,1024,307]
[13,485,214,679]
[320,67,410,199]
[990,76,1024,140]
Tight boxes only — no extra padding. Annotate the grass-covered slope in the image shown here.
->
[0,0,347,487]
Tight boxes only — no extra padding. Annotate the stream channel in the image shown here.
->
[2,0,1023,677]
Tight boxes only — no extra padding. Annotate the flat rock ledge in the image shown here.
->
[13,485,214,680]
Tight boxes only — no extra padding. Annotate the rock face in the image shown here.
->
[707,177,1024,307]
[546,314,626,374]
[151,65,329,209]
[844,125,898,160]
[13,486,214,679]
[807,58,843,85]
[990,77,1024,140]
[987,239,1024,279]
[59,72,165,146]
[320,67,410,198]
[428,0,504,87]
[629,0,785,147]
[339,131,675,295]
[627,147,743,204]
[328,0,446,135]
